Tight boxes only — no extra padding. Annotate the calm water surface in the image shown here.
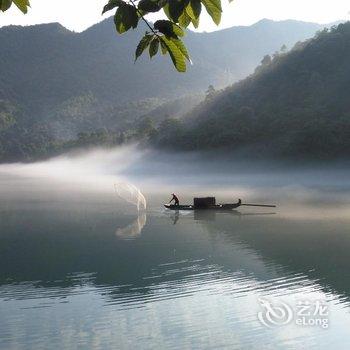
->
[1,167,350,349]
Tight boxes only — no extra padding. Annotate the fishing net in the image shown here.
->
[114,182,147,211]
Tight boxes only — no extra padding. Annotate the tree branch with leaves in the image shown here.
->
[102,0,232,72]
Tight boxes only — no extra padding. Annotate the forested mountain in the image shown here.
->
[0,18,333,161]
[1,18,327,114]
[153,22,350,159]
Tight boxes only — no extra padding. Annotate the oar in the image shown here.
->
[241,203,276,208]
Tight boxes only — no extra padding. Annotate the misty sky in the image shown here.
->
[0,0,349,32]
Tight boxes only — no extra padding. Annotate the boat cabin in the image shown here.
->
[193,197,216,208]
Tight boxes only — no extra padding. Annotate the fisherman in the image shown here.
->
[170,193,180,206]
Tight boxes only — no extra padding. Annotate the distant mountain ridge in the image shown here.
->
[0,18,331,115]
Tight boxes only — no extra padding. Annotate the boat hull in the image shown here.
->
[164,203,241,211]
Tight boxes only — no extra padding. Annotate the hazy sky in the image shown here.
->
[0,0,349,32]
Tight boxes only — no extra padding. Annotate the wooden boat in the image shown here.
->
[164,199,276,211]
[164,203,240,211]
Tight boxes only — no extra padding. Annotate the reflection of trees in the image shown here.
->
[115,212,147,239]
[203,215,350,304]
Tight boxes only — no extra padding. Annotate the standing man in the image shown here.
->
[170,193,180,206]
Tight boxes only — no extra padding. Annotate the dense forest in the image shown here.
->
[0,95,202,161]
[0,18,338,161]
[152,22,350,159]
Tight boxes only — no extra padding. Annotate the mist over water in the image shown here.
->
[0,145,350,218]
[1,146,350,349]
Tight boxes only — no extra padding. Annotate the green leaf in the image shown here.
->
[154,20,184,38]
[160,36,186,72]
[168,0,188,22]
[160,40,168,55]
[186,0,201,20]
[114,3,139,34]
[163,3,171,20]
[13,0,29,14]
[138,0,165,13]
[178,11,192,28]
[191,16,199,28]
[0,0,12,12]
[170,37,190,62]
[0,0,32,13]
[135,34,154,61]
[201,0,221,25]
[154,20,175,38]
[172,23,185,37]
[163,4,191,32]
[102,0,123,14]
[137,8,148,17]
[149,37,160,58]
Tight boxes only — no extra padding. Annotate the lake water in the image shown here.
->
[1,149,350,349]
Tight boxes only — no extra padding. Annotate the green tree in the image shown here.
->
[153,117,184,144]
[260,54,272,66]
[205,84,216,99]
[136,117,156,137]
[0,0,234,72]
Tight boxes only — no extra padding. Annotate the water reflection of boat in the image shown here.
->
[167,208,276,224]
[115,212,147,239]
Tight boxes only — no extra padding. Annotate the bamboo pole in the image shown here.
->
[241,203,276,208]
